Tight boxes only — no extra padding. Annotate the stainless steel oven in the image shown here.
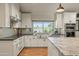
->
[65,23,76,37]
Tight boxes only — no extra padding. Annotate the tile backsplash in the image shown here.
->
[22,28,33,34]
[0,28,15,38]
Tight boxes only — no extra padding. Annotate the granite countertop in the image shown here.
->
[48,37,79,56]
[0,35,22,41]
[0,33,33,41]
[0,34,30,41]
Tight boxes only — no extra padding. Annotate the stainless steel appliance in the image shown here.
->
[65,23,76,37]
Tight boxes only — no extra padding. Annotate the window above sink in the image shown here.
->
[32,20,55,34]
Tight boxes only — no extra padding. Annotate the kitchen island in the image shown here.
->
[48,36,79,56]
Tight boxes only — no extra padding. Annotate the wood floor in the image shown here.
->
[18,47,48,56]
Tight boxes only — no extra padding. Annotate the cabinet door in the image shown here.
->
[24,36,37,47]
[13,43,19,55]
[10,4,20,19]
[13,39,19,55]
[63,12,76,23]
[55,13,63,28]
[19,36,24,49]
[22,13,32,28]
[0,41,13,56]
[0,3,10,27]
[13,37,24,56]
[0,4,5,27]
[10,4,16,17]
[24,36,48,47]
[5,3,10,27]
[10,4,21,28]
[63,13,70,23]
[15,4,20,19]
[24,36,30,47]
[36,39,47,47]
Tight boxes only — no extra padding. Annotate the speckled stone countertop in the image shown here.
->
[48,36,79,56]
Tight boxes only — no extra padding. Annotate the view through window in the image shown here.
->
[33,21,54,33]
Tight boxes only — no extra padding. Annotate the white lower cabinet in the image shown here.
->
[24,36,48,47]
[0,36,24,56]
[0,41,13,56]
[13,38,19,55]
[13,36,24,56]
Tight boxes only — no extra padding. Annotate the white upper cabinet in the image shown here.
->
[15,4,21,20]
[10,4,16,17]
[10,3,21,20]
[55,12,76,34]
[22,13,32,28]
[55,13,63,28]
[10,3,21,28]
[0,3,10,27]
[63,12,76,23]
[0,3,21,28]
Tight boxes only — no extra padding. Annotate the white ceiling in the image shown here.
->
[20,3,79,20]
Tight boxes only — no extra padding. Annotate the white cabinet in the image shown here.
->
[15,4,20,20]
[24,35,48,47]
[13,38,19,55]
[55,13,64,34]
[55,12,76,34]
[0,41,13,56]
[22,13,32,28]
[10,4,16,17]
[24,35,32,47]
[0,3,21,27]
[62,12,76,34]
[13,36,24,55]
[10,3,20,19]
[63,12,76,23]
[0,36,24,56]
[55,13,63,28]
[10,3,21,28]
[0,3,10,27]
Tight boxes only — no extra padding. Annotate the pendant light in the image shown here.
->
[56,3,64,12]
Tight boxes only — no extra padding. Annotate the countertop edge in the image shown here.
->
[48,37,65,56]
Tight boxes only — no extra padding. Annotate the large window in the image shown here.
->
[33,21,54,33]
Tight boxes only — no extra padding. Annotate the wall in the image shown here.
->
[31,14,55,21]
[0,28,16,38]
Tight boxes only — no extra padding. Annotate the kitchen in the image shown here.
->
[0,3,79,56]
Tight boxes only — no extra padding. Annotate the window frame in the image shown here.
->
[32,20,55,34]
